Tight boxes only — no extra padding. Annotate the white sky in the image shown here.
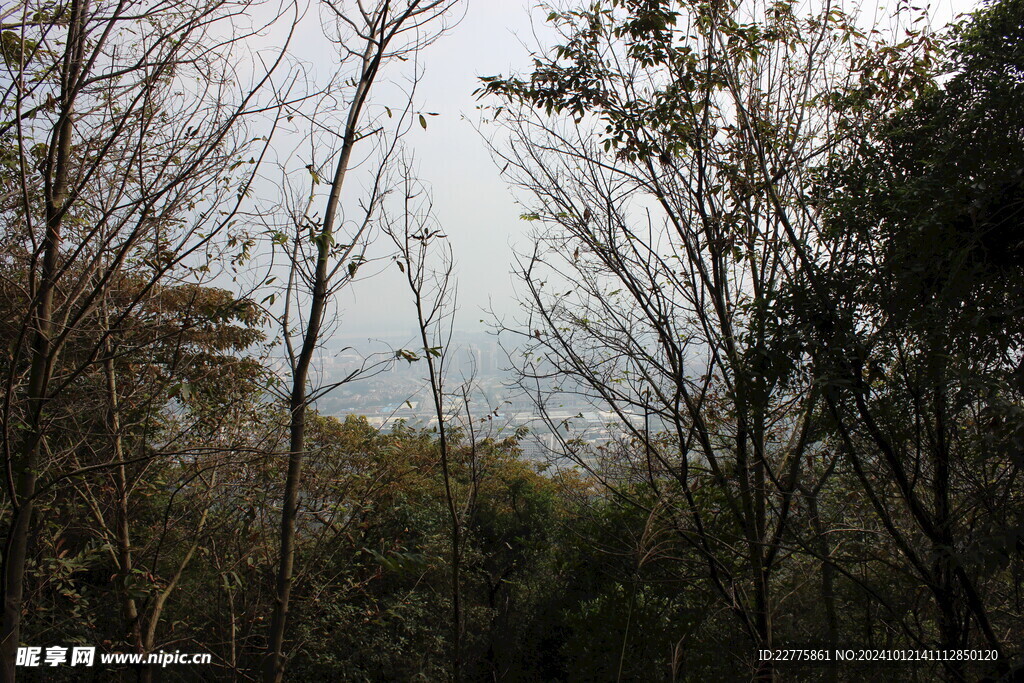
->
[332,1,547,339]
[262,0,981,342]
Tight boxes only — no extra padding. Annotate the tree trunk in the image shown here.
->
[808,494,838,683]
[1,2,86,677]
[261,4,454,677]
[262,38,376,683]
[105,343,143,655]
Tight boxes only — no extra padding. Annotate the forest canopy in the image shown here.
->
[0,0,1022,680]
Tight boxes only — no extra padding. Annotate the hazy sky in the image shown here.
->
[330,1,546,339]
[268,0,978,343]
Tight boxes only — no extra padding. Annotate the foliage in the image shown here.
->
[2,0,1024,680]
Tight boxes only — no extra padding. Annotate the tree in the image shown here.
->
[785,0,1024,674]
[0,0,290,676]
[385,161,467,679]
[84,279,266,681]
[259,2,459,680]
[480,0,934,676]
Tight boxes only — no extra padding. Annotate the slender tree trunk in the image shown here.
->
[420,335,462,683]
[104,337,143,655]
[752,457,772,682]
[263,36,379,683]
[392,170,462,681]
[263,376,311,683]
[931,375,966,681]
[139,495,211,683]
[1,3,86,676]
[807,494,838,683]
[262,4,454,677]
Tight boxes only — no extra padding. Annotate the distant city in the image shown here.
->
[311,331,641,462]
